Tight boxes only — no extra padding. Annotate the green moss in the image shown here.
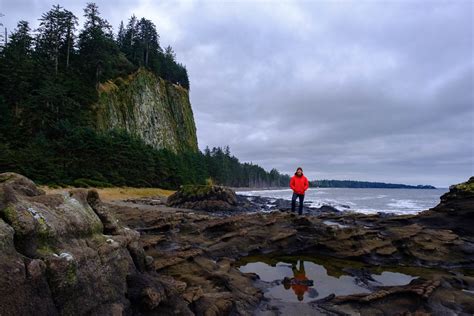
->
[0,174,14,183]
[2,205,19,229]
[36,244,57,256]
[65,263,77,285]
[180,184,214,199]
[37,217,54,241]
[91,220,104,235]
[453,178,474,193]
[90,233,107,244]
[34,216,59,258]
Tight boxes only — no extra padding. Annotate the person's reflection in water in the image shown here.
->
[282,260,316,301]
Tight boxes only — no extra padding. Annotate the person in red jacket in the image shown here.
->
[289,167,309,215]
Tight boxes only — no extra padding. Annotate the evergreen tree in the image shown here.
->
[36,5,77,75]
[136,18,161,67]
[0,20,35,139]
[78,3,123,85]
[120,15,138,64]
[116,21,125,48]
[0,13,7,50]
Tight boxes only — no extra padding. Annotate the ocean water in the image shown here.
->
[236,187,449,215]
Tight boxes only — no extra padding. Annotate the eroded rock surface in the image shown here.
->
[111,177,474,315]
[0,173,183,315]
[1,173,473,315]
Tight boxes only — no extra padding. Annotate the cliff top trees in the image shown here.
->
[78,3,123,85]
[119,17,162,68]
[116,14,189,88]
[36,5,78,75]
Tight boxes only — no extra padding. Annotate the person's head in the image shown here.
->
[295,167,303,176]
[297,294,304,301]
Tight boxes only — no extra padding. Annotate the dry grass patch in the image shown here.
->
[40,186,175,201]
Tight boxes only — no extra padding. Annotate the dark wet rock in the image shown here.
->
[127,273,167,311]
[319,205,341,213]
[376,211,397,218]
[314,277,474,316]
[416,176,474,236]
[239,195,335,215]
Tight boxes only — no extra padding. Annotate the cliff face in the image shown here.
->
[94,68,198,153]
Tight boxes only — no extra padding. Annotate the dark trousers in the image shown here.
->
[291,192,305,215]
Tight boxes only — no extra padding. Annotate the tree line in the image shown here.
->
[311,179,436,189]
[0,124,291,189]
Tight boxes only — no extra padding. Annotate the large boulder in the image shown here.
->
[166,185,238,211]
[0,172,165,315]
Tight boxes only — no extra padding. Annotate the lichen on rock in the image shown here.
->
[0,173,171,315]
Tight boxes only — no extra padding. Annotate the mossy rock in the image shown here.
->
[0,173,14,183]
[166,185,238,211]
[451,176,474,194]
[440,176,474,203]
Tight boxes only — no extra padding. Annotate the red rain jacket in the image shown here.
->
[292,272,309,298]
[290,174,309,195]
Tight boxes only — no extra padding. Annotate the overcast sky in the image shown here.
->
[1,0,472,187]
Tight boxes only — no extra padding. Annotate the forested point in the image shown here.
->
[0,3,290,189]
[311,180,436,189]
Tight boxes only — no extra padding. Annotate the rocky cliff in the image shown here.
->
[94,68,198,153]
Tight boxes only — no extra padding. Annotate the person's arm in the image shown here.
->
[304,177,309,191]
[290,177,295,191]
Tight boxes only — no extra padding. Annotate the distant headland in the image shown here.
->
[310,179,436,189]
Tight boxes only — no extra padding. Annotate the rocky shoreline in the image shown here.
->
[0,173,473,315]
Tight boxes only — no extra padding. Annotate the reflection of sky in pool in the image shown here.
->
[238,259,418,303]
